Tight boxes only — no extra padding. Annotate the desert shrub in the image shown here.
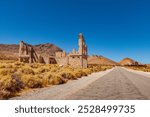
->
[72,69,88,77]
[42,75,51,86]
[0,68,17,76]
[21,75,43,88]
[73,69,83,78]
[0,60,16,63]
[82,69,93,75]
[34,67,50,74]
[0,69,11,76]
[0,63,13,69]
[0,89,10,99]
[80,70,88,76]
[37,73,53,86]
[0,74,24,99]
[13,62,25,67]
[49,75,66,85]
[29,64,39,68]
[18,67,35,75]
[0,60,114,99]
[88,65,113,73]
[50,67,59,72]
[58,70,76,80]
[125,66,150,73]
[4,64,13,68]
[0,64,5,68]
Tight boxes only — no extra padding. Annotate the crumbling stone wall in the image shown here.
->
[19,41,56,64]
[19,41,39,63]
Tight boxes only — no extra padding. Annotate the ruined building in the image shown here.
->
[55,33,88,68]
[19,33,88,68]
[19,41,56,64]
[19,41,39,63]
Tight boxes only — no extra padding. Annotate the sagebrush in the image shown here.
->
[0,60,113,99]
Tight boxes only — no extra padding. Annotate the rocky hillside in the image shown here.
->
[0,43,62,60]
[88,55,119,65]
[34,43,62,58]
[119,58,140,66]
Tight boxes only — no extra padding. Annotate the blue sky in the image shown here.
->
[0,0,150,63]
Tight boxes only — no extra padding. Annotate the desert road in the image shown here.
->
[12,67,150,100]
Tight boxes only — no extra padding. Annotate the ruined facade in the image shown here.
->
[55,33,88,68]
[19,33,88,68]
[19,41,39,63]
[19,41,56,64]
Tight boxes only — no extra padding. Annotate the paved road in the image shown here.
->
[12,67,150,100]
[67,67,150,100]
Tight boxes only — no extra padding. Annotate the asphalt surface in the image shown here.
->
[67,67,150,100]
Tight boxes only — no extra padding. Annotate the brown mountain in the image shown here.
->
[0,43,62,60]
[88,55,119,65]
[119,58,140,66]
[147,64,150,67]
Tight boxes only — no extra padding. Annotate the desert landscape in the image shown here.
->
[0,33,114,99]
[0,59,113,99]
[0,33,150,100]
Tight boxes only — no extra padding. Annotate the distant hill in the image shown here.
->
[119,58,141,66]
[88,55,119,65]
[0,43,62,60]
[34,43,63,58]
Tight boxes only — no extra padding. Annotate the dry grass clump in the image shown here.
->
[0,69,12,76]
[0,60,113,99]
[21,75,43,88]
[58,71,76,80]
[34,67,50,74]
[73,69,83,78]
[0,74,24,99]
[49,75,66,85]
[126,65,150,72]
[18,67,35,75]
[88,65,112,72]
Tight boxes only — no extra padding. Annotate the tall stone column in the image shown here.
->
[78,33,84,55]
[29,47,33,63]
[19,41,24,62]
[85,45,88,55]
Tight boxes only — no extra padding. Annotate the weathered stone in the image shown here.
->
[55,33,88,68]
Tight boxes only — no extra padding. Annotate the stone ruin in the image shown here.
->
[19,41,56,64]
[19,33,88,68]
[55,33,88,68]
[19,41,39,63]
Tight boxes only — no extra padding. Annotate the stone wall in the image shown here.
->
[55,57,68,66]
[19,41,56,64]
[68,55,81,68]
[19,41,39,63]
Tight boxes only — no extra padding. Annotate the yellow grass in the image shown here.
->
[0,60,113,99]
[125,65,150,72]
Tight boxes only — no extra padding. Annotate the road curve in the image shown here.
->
[11,67,150,100]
